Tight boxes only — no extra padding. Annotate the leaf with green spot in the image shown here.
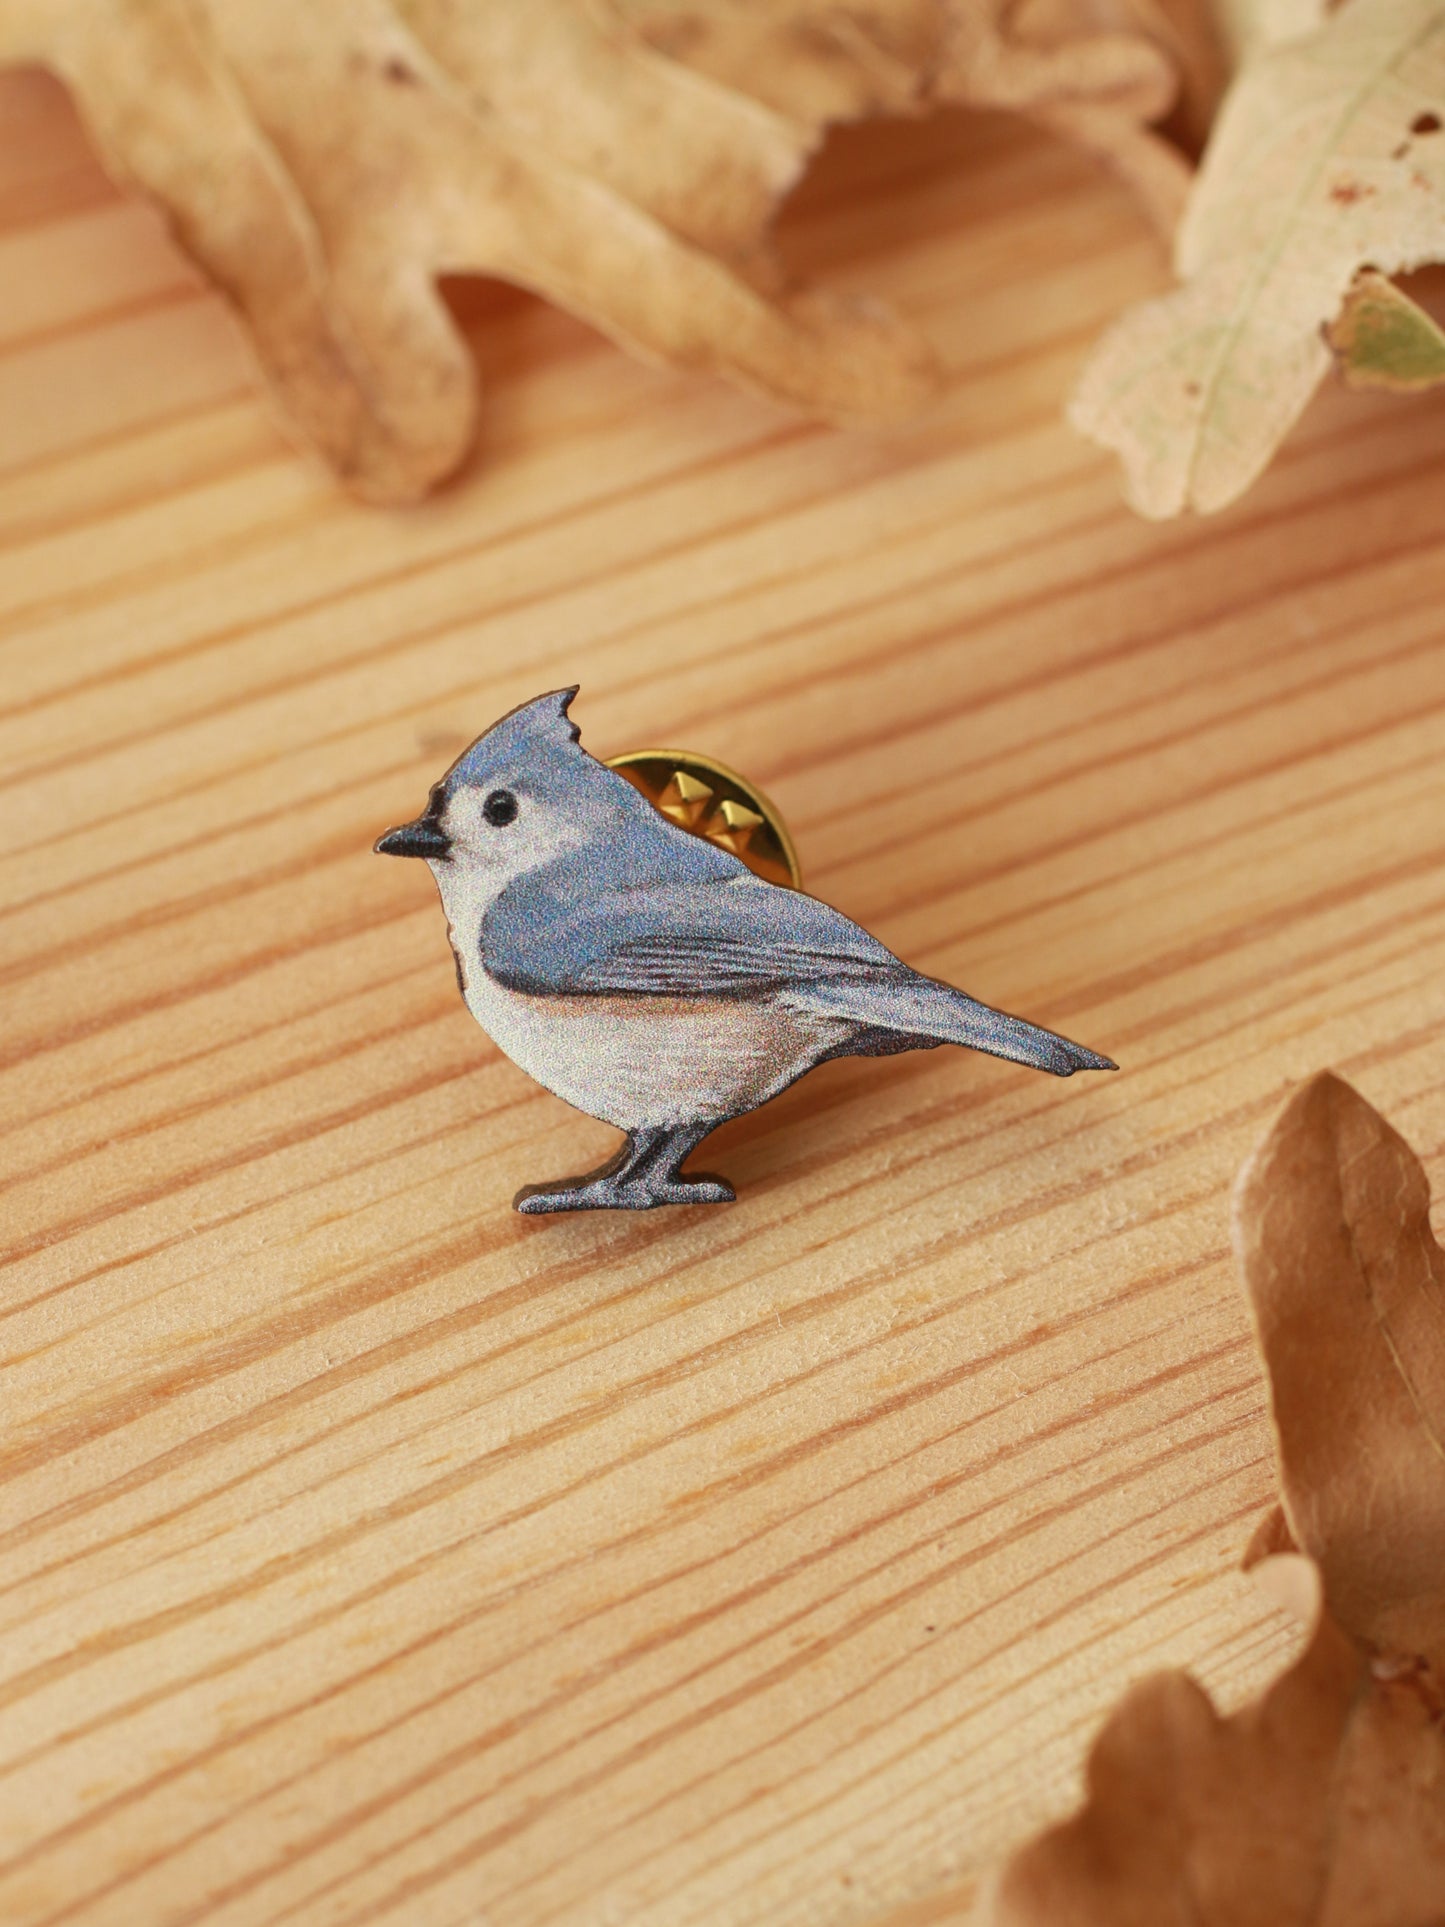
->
[1328,266,1445,389]
[1071,0,1445,518]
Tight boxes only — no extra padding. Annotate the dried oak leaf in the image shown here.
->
[1233,1070,1445,1669]
[0,0,939,503]
[1215,0,1330,70]
[988,1075,1445,1927]
[629,0,1208,238]
[1071,0,1445,517]
[617,0,946,121]
[990,1568,1445,1927]
[936,0,1201,235]
[3,0,1210,500]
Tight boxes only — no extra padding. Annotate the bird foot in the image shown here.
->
[514,1172,735,1214]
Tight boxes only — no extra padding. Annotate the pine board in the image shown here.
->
[3,64,1445,1927]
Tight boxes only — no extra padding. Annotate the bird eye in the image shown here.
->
[482,788,518,828]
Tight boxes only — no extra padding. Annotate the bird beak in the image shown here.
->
[375,814,451,861]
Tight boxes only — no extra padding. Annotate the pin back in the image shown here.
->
[606,749,801,889]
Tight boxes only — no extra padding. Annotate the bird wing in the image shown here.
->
[483,858,899,998]
[481,857,1113,1077]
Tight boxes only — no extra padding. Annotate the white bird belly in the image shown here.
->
[461,971,842,1130]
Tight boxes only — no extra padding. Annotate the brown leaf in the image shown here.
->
[0,0,940,502]
[1242,1500,1298,1574]
[936,0,1201,234]
[1233,1072,1445,1667]
[619,0,945,122]
[983,1077,1445,1927]
[0,0,1205,500]
[990,1577,1445,1927]
[633,0,1209,236]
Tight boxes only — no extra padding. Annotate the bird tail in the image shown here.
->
[795,975,1116,1077]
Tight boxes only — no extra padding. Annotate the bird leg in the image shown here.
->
[513,1122,735,1214]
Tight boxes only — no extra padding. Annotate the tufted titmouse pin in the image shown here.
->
[377,688,1115,1213]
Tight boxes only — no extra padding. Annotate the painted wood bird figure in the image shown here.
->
[377,689,1115,1212]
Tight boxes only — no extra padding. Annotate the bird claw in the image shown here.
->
[513,1173,735,1214]
[645,1176,736,1208]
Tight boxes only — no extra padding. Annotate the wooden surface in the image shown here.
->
[3,64,1445,1927]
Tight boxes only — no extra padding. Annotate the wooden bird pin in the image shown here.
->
[378,689,1115,1212]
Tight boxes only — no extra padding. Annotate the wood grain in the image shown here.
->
[3,65,1445,1927]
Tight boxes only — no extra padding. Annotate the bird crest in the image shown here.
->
[446,686,583,789]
